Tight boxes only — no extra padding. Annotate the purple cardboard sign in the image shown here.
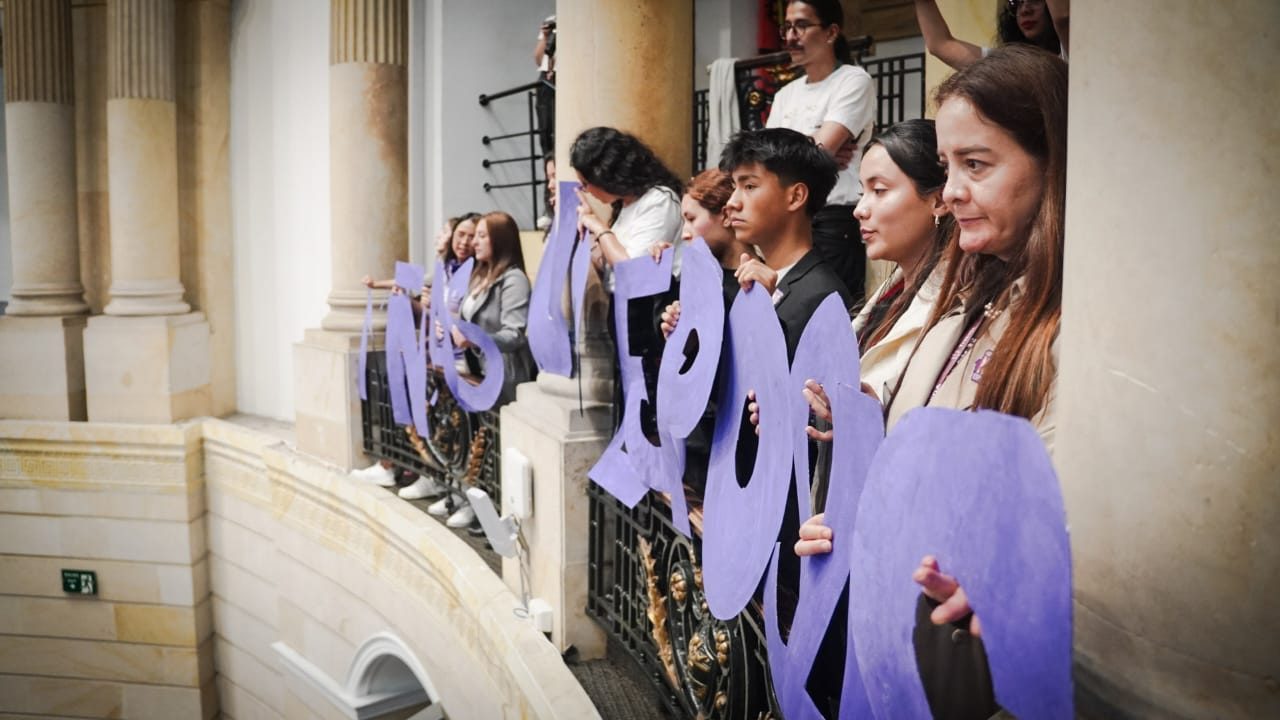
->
[527,180,582,377]
[656,237,725,439]
[443,316,504,413]
[571,228,592,339]
[763,298,882,720]
[385,262,429,436]
[849,408,1073,720]
[588,248,690,534]
[358,286,373,401]
[428,259,503,413]
[701,285,794,620]
[394,261,425,296]
[428,259,473,371]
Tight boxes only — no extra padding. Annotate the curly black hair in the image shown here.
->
[569,127,684,205]
[996,1,1061,55]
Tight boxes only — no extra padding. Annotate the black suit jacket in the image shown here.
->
[772,249,855,361]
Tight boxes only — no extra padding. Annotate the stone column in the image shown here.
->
[322,0,408,332]
[499,0,693,658]
[0,0,89,420]
[103,0,186,316]
[82,0,211,422]
[294,0,407,468]
[1057,3,1279,718]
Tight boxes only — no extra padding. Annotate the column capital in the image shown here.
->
[330,0,407,66]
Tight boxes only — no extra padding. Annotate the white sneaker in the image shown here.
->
[427,492,462,517]
[398,475,446,500]
[446,503,476,528]
[351,462,396,487]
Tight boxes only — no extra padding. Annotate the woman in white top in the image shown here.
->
[766,0,876,300]
[570,126,684,291]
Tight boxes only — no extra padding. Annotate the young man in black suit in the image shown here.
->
[719,128,854,716]
[720,127,855,360]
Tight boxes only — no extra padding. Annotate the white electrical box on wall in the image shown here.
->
[501,447,533,519]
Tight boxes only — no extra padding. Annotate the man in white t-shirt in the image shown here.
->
[766,0,876,301]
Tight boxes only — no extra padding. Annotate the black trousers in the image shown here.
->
[811,203,865,302]
[534,74,555,156]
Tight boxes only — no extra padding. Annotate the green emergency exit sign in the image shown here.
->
[61,569,97,595]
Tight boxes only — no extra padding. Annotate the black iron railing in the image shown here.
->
[693,88,710,174]
[361,350,501,511]
[478,79,551,229]
[864,52,927,133]
[588,485,779,720]
[693,41,925,172]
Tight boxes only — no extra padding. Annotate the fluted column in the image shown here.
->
[293,0,407,468]
[537,0,694,406]
[0,0,89,421]
[323,0,408,331]
[80,0,211,422]
[103,0,188,315]
[3,0,88,316]
[498,0,694,660]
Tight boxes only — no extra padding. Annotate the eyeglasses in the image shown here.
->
[1007,0,1044,9]
[778,20,820,39]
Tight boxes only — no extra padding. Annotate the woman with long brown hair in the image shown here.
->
[427,211,536,529]
[795,44,1068,718]
[453,210,535,406]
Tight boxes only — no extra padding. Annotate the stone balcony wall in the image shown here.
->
[0,417,597,720]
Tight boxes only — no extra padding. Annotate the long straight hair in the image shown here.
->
[858,119,953,352]
[930,44,1068,420]
[471,211,526,295]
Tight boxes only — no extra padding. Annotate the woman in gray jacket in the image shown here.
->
[451,211,536,405]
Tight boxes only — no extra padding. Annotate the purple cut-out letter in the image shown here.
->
[701,285,794,620]
[427,259,473,372]
[849,408,1073,720]
[358,286,373,401]
[527,181,582,377]
[762,296,881,719]
[386,262,429,435]
[443,317,504,413]
[587,249,689,534]
[656,237,724,439]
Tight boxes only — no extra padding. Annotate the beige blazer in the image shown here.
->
[851,265,944,404]
[885,278,1058,455]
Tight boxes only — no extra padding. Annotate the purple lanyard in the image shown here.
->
[929,313,987,404]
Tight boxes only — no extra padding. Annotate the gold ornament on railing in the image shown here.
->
[671,568,689,606]
[404,425,434,466]
[638,537,679,690]
[464,426,486,486]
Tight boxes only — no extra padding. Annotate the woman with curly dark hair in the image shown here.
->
[914,0,1069,71]
[569,126,684,290]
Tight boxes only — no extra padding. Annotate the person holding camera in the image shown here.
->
[534,15,557,155]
